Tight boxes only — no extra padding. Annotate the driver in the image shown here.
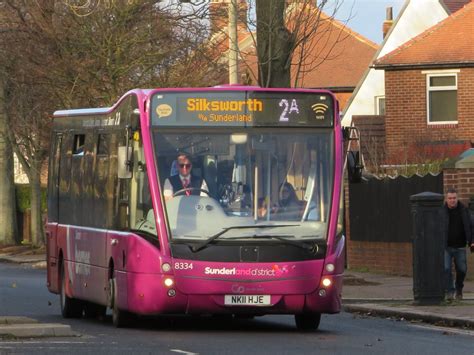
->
[163,152,208,201]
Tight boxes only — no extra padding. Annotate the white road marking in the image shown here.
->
[170,349,199,355]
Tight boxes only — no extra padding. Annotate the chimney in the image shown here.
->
[382,7,393,39]
[209,0,248,38]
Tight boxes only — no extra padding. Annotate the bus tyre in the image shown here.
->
[295,313,321,331]
[60,265,83,318]
[111,278,129,328]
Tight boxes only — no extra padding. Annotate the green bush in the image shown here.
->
[15,184,47,213]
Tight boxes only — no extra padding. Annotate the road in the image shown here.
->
[1,263,473,354]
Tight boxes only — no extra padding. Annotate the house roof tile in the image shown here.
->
[374,0,474,68]
[443,0,472,13]
[293,12,378,89]
[211,4,377,89]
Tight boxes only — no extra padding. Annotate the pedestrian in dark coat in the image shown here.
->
[443,188,474,300]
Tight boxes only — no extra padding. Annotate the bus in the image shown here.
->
[46,85,359,330]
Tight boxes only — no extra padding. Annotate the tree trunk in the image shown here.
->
[256,0,293,88]
[0,75,18,246]
[30,156,44,247]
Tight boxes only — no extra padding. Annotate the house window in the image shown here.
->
[427,73,457,124]
[375,96,386,115]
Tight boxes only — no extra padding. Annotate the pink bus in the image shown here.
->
[46,86,355,330]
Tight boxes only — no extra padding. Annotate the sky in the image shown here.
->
[334,0,405,44]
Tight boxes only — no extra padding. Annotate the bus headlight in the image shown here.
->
[322,277,332,287]
[164,278,174,287]
[162,263,172,272]
[325,263,335,272]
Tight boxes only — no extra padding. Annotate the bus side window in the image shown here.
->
[70,132,89,226]
[97,133,109,156]
[129,138,154,233]
[48,133,62,223]
[73,134,85,156]
[93,132,119,229]
[82,133,95,226]
[116,131,129,230]
[58,133,72,224]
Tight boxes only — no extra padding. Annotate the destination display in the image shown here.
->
[151,91,334,127]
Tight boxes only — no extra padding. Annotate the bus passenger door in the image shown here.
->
[46,133,62,293]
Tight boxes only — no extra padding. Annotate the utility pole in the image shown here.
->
[228,0,239,84]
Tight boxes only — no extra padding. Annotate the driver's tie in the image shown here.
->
[183,178,191,196]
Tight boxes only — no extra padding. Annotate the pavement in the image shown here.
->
[343,271,474,329]
[0,246,473,338]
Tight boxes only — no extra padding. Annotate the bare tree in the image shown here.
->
[0,0,224,246]
[238,0,350,88]
[0,72,17,246]
[163,1,351,88]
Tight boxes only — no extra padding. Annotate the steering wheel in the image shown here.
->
[172,187,211,197]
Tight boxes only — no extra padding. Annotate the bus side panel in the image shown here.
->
[304,236,345,314]
[126,273,188,315]
[106,231,167,313]
[56,225,109,305]
[46,222,59,294]
[106,232,129,312]
[70,227,108,305]
[304,274,343,314]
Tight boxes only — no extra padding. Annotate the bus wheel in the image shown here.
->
[111,278,129,328]
[294,313,321,331]
[60,265,83,318]
[84,302,106,320]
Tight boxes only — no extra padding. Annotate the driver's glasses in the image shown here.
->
[179,163,191,169]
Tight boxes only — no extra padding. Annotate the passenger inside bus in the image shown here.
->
[275,182,304,220]
[257,197,268,218]
[163,152,209,201]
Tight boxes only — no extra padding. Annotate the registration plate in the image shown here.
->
[224,295,271,306]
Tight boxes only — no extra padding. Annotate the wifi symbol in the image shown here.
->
[311,103,328,115]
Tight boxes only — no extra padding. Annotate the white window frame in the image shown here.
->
[424,70,459,125]
[375,96,386,115]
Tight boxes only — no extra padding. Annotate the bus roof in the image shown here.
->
[53,89,153,117]
[52,86,335,117]
[54,107,111,117]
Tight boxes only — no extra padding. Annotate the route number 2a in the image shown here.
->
[174,262,193,270]
[279,99,300,122]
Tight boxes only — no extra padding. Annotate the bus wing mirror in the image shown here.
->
[343,126,364,183]
[342,127,351,140]
[118,146,132,179]
[347,151,363,183]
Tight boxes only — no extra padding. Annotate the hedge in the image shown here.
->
[15,184,47,213]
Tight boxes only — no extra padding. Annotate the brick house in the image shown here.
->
[373,0,474,166]
[342,0,463,127]
[344,1,474,277]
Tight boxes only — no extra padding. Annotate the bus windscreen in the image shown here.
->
[151,91,334,127]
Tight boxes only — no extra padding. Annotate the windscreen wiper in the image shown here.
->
[249,234,316,251]
[191,224,298,252]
